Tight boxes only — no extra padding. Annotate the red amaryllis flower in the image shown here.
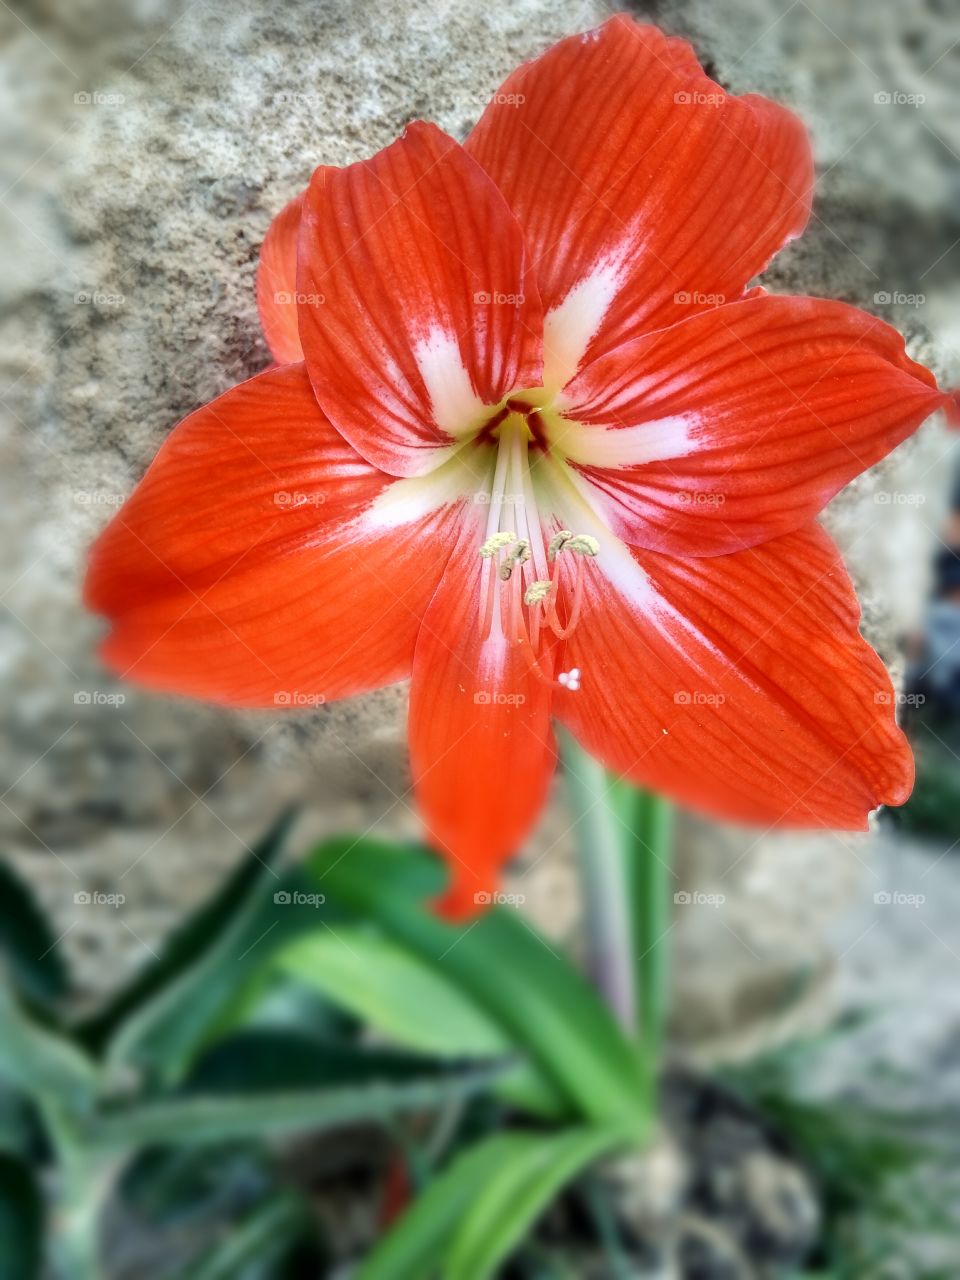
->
[86,18,952,916]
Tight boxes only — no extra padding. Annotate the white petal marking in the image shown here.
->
[414,327,487,438]
[551,413,700,468]
[542,247,633,391]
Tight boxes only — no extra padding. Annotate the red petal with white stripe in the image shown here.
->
[85,364,461,706]
[555,523,912,829]
[558,295,949,555]
[466,16,812,387]
[297,123,544,477]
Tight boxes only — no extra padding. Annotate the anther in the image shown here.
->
[548,530,573,561]
[479,531,517,558]
[565,534,600,557]
[498,538,530,581]
[523,580,553,606]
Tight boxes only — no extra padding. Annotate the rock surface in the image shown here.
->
[2,0,958,1149]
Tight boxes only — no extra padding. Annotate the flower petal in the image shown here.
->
[297,122,544,477]
[558,295,948,555]
[408,518,556,917]
[256,192,304,364]
[466,16,812,387]
[85,364,464,707]
[554,522,912,829]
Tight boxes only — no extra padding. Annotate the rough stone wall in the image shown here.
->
[2,0,958,1066]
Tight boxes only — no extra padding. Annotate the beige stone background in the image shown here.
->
[2,0,960,1219]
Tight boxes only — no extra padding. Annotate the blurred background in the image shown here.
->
[1,0,959,1276]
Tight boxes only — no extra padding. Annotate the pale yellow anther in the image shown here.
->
[548,530,573,561]
[479,531,517,559]
[523,580,553,605]
[565,534,600,557]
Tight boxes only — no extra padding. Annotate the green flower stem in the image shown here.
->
[625,789,675,1066]
[560,731,636,1034]
[561,734,675,1084]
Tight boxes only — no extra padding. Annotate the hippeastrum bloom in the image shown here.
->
[87,18,953,915]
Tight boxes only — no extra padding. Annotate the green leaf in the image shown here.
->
[278,931,506,1057]
[184,1028,472,1093]
[358,1125,631,1280]
[101,814,327,1082]
[0,1153,42,1280]
[445,1125,632,1279]
[80,810,296,1054]
[176,1190,310,1280]
[276,930,566,1117]
[356,1132,523,1280]
[86,1063,504,1151]
[306,839,649,1130]
[0,982,96,1110]
[0,859,69,1009]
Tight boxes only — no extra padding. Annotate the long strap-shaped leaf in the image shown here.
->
[275,930,567,1117]
[84,1065,503,1151]
[307,839,650,1130]
[359,1125,631,1280]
